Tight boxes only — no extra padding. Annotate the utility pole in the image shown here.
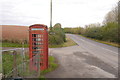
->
[50,0,52,30]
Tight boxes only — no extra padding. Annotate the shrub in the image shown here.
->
[49,23,66,45]
[64,22,119,44]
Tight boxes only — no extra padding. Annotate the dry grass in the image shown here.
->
[80,35,120,48]
[1,25,29,44]
[92,39,120,48]
[62,36,77,47]
[49,36,77,48]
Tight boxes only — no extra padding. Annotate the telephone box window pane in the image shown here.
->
[31,28,44,30]
[32,34,36,37]
[37,43,43,45]
[32,38,36,41]
[32,38,42,41]
[36,34,41,37]
[38,34,41,37]
[33,42,43,45]
[32,47,40,49]
[32,38,35,41]
[32,47,43,50]
[32,55,35,57]
[32,34,42,38]
[32,51,40,54]
[36,38,42,41]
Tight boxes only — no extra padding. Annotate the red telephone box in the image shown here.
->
[29,24,48,70]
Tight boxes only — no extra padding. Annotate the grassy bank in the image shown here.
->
[80,35,120,48]
[40,56,58,78]
[49,36,77,48]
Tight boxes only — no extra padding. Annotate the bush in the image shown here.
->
[64,22,119,44]
[64,27,84,34]
[49,35,64,45]
[82,22,119,43]
[49,23,66,45]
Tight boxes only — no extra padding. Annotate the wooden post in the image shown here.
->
[13,51,17,78]
[22,42,25,77]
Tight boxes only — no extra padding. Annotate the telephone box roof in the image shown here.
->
[29,24,47,28]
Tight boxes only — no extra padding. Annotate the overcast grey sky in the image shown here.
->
[0,0,118,27]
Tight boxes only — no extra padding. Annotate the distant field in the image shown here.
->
[1,25,76,48]
[2,25,29,43]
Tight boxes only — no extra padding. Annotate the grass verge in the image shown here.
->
[40,56,58,79]
[0,63,2,73]
[80,35,120,48]
[2,51,29,75]
[2,42,28,48]
[2,37,76,48]
[49,36,77,48]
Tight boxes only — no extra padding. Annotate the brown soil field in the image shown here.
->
[1,25,29,43]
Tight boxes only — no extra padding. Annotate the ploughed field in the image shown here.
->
[1,25,28,42]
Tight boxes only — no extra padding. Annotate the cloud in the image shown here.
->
[0,0,50,26]
[0,0,118,27]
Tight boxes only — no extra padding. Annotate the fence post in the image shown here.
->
[0,47,2,79]
[22,42,25,78]
[13,51,17,78]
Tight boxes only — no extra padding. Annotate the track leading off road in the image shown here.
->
[45,34,118,78]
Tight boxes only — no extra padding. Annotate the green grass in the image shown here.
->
[2,51,29,76]
[0,63,2,73]
[80,35,120,48]
[92,39,120,48]
[0,53,2,73]
[2,42,28,48]
[3,51,18,75]
[2,37,77,48]
[49,37,77,48]
[40,56,58,78]
[2,50,58,78]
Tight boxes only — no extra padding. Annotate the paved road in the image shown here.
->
[68,34,118,69]
[45,34,118,78]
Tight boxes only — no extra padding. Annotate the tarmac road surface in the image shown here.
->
[45,34,118,78]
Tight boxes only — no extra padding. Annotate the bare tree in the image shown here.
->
[103,4,118,24]
[118,1,120,23]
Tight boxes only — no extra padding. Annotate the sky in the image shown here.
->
[0,0,118,28]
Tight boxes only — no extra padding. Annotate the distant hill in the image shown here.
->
[1,25,29,43]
